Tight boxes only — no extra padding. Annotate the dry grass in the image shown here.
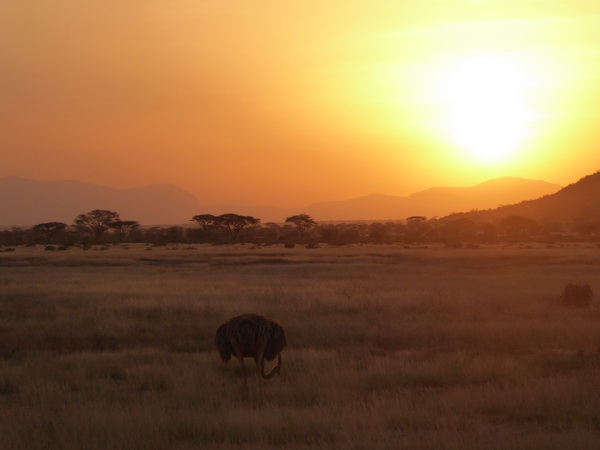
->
[1,243,600,449]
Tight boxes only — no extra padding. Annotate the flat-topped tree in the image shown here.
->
[218,213,260,241]
[74,209,120,243]
[32,222,68,243]
[285,214,316,242]
[191,214,220,232]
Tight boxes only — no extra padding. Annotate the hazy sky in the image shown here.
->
[2,1,600,207]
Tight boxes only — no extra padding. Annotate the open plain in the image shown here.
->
[1,243,600,449]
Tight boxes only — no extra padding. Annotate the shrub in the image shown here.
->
[560,282,593,308]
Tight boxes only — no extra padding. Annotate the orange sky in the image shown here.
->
[1,1,600,207]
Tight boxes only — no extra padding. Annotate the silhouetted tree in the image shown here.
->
[384,221,406,242]
[285,214,317,242]
[0,227,35,246]
[32,222,68,243]
[499,215,539,241]
[109,220,140,242]
[190,214,222,242]
[74,210,120,243]
[480,222,498,243]
[218,213,260,241]
[438,218,477,246]
[406,216,427,223]
[368,222,389,243]
[191,214,220,232]
[405,216,428,243]
[265,222,282,238]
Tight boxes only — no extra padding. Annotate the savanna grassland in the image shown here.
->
[1,243,600,449]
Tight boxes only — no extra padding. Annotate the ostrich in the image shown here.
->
[215,314,286,387]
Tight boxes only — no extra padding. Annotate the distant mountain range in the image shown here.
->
[207,177,562,222]
[0,175,563,226]
[0,176,203,226]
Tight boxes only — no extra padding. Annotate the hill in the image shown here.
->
[305,177,561,221]
[208,177,561,222]
[444,171,600,224]
[0,175,563,226]
[0,176,203,226]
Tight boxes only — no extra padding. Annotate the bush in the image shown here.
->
[560,282,593,308]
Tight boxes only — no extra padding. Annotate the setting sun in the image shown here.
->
[433,53,536,164]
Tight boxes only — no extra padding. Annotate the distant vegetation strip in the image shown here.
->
[1,207,599,249]
[4,172,600,248]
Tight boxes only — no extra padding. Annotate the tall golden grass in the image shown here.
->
[1,243,600,449]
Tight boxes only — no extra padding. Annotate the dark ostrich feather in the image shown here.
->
[215,314,286,385]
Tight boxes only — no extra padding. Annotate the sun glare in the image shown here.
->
[434,54,535,164]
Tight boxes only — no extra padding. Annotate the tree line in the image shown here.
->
[0,209,598,249]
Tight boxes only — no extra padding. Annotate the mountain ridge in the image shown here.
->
[0,175,563,226]
[206,177,562,222]
[0,176,203,226]
[443,171,600,224]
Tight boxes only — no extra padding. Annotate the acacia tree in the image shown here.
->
[32,222,68,243]
[191,214,220,231]
[405,215,428,243]
[218,213,260,241]
[285,214,316,242]
[74,209,120,243]
[190,214,222,241]
[109,220,140,242]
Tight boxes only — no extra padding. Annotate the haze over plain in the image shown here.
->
[2,1,599,208]
[0,175,562,225]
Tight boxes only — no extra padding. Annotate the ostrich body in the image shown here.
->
[215,314,286,386]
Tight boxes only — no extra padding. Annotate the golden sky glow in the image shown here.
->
[1,1,600,207]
